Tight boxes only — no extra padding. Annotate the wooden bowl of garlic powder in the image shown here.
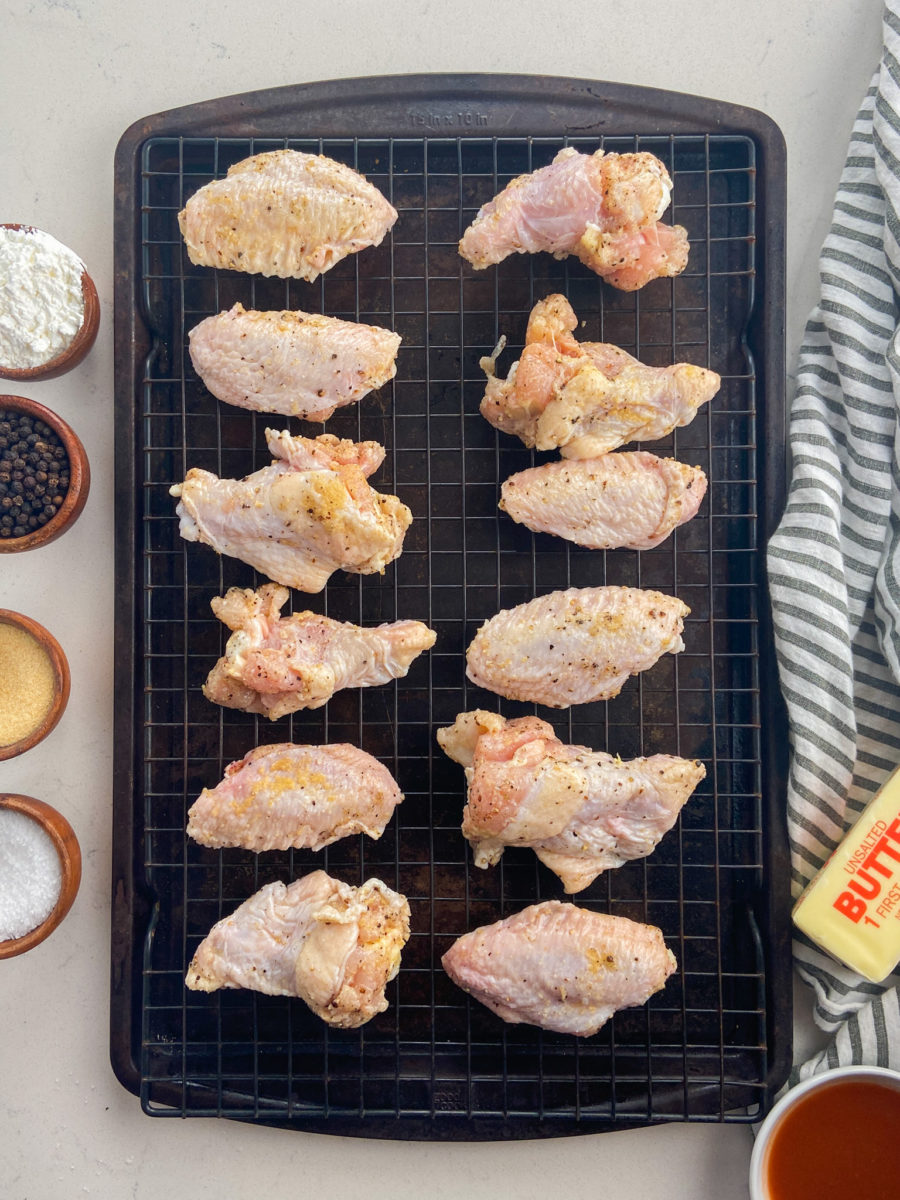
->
[0,609,69,761]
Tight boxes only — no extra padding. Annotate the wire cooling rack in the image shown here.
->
[112,77,790,1138]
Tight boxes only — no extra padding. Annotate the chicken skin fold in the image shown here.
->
[188,303,401,421]
[437,711,705,893]
[170,430,411,593]
[442,901,677,1036]
[458,147,689,290]
[187,742,403,852]
[466,585,688,708]
[178,149,397,282]
[481,294,720,459]
[203,583,436,720]
[186,871,410,1029]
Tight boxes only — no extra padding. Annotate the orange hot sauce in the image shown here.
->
[764,1078,900,1200]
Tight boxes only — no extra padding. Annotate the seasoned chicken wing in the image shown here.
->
[500,451,707,550]
[178,149,397,282]
[438,711,704,892]
[442,901,677,1036]
[188,303,401,421]
[170,430,411,593]
[187,742,403,852]
[459,147,688,290]
[203,583,436,720]
[481,294,720,459]
[466,585,688,708]
[186,871,410,1029]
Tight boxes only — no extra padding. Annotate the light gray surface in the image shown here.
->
[0,2,882,1197]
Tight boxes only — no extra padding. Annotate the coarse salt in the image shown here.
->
[0,807,62,941]
[0,226,85,369]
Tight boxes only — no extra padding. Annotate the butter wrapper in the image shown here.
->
[792,765,900,983]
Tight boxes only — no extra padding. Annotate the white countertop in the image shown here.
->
[0,2,883,1196]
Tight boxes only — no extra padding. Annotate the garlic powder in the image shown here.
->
[0,622,56,746]
[0,226,85,369]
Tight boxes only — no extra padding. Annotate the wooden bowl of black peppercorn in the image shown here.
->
[0,395,90,552]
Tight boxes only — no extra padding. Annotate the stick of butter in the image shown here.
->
[792,765,900,983]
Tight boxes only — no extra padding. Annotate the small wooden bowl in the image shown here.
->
[0,224,100,382]
[0,609,70,761]
[0,394,90,552]
[0,793,81,958]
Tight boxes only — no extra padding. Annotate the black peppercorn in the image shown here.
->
[0,408,70,539]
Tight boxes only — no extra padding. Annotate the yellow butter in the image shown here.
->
[792,765,900,983]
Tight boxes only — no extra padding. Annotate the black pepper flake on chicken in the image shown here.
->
[0,410,69,539]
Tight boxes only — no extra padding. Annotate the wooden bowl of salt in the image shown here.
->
[0,794,81,957]
[0,609,70,761]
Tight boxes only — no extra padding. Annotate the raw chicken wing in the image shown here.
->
[438,711,704,892]
[481,294,719,458]
[459,147,689,290]
[187,742,403,851]
[442,901,676,1036]
[178,149,397,282]
[186,870,410,1029]
[188,303,401,420]
[500,451,707,550]
[203,583,436,720]
[466,585,688,707]
[170,430,411,592]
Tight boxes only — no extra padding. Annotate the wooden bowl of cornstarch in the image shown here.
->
[0,794,81,957]
[0,224,100,381]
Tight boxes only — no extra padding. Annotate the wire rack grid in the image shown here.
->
[128,127,782,1135]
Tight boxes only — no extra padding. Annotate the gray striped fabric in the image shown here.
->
[766,3,900,1081]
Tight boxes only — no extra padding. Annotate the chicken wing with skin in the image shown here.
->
[458,147,689,290]
[481,294,720,459]
[438,710,705,893]
[178,149,397,282]
[170,429,411,593]
[186,871,410,1029]
[203,583,436,720]
[188,303,401,421]
[466,585,688,708]
[499,450,707,550]
[187,742,403,852]
[441,901,677,1036]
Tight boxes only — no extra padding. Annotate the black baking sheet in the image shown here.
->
[112,74,791,1138]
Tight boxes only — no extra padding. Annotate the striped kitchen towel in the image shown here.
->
[766,1,900,1082]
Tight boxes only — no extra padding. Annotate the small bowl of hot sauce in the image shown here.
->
[749,1065,900,1200]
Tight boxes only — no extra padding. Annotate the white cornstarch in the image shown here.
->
[0,808,62,941]
[0,226,85,369]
